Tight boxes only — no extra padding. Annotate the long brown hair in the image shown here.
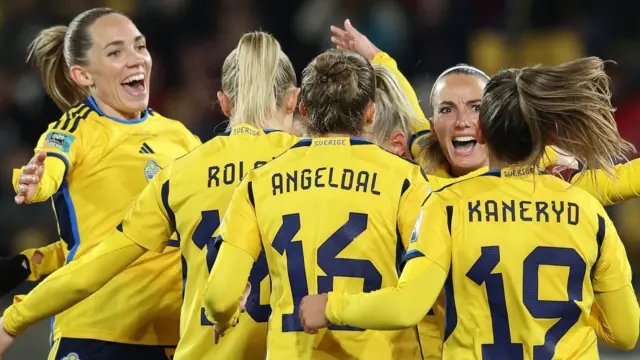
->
[480,57,635,176]
[300,50,375,136]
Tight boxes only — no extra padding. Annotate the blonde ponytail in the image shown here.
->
[221,32,296,128]
[371,65,420,145]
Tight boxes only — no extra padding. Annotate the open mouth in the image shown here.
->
[452,136,477,153]
[121,73,146,96]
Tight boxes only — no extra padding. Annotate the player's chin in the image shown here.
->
[448,151,486,176]
[120,95,150,113]
[119,86,149,110]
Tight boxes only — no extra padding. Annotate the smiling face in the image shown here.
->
[431,73,488,176]
[80,13,152,118]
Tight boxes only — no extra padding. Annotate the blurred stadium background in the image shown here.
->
[0,0,638,358]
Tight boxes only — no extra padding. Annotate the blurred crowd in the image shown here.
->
[1,0,639,269]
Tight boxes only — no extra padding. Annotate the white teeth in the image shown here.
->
[122,74,145,84]
[453,136,476,142]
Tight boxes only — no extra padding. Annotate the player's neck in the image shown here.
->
[315,132,356,138]
[262,117,288,132]
[93,96,143,121]
[487,156,510,173]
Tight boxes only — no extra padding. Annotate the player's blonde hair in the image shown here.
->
[481,57,635,175]
[422,64,489,174]
[300,50,375,135]
[369,65,419,146]
[221,31,297,129]
[28,8,121,112]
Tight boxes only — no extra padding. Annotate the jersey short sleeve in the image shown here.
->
[216,172,262,261]
[592,213,633,293]
[397,166,431,250]
[117,166,175,253]
[404,192,452,273]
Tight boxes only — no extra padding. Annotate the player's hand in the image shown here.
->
[0,318,15,357]
[299,293,329,334]
[239,282,251,313]
[330,19,381,60]
[213,325,226,345]
[15,152,47,205]
[213,283,251,345]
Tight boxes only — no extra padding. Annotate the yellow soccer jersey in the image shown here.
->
[117,124,299,360]
[32,97,200,345]
[407,168,633,359]
[217,137,430,360]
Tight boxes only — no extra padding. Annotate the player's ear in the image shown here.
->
[428,117,437,139]
[475,124,486,145]
[387,129,408,157]
[364,102,375,126]
[285,88,300,115]
[70,65,93,87]
[217,91,231,117]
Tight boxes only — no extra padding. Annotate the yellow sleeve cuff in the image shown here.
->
[325,292,345,326]
[372,52,395,67]
[3,304,25,336]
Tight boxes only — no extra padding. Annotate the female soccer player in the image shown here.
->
[299,57,640,357]
[8,8,200,360]
[332,20,640,205]
[0,31,300,360]
[203,49,431,359]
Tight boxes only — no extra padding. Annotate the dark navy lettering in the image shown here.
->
[468,200,580,225]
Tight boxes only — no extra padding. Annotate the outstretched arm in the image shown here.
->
[3,231,147,336]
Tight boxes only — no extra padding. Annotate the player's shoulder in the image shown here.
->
[262,128,299,145]
[147,109,192,133]
[539,173,605,209]
[45,99,98,135]
[429,168,498,202]
[350,138,425,178]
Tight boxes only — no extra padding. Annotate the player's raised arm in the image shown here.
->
[591,211,639,350]
[300,191,451,332]
[330,20,430,158]
[203,173,262,333]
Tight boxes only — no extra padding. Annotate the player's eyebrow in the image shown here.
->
[103,35,146,49]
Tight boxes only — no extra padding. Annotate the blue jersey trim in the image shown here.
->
[409,129,431,149]
[63,182,82,262]
[291,137,374,149]
[50,176,81,346]
[87,96,149,124]
[45,152,70,180]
